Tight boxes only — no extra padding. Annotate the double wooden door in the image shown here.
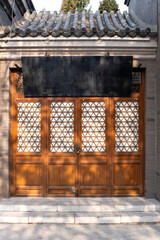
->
[11,71,144,197]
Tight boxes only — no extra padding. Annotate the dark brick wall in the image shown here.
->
[156,0,160,201]
[143,61,156,198]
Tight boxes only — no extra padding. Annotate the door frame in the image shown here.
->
[10,69,145,197]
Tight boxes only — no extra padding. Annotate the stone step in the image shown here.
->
[0,211,160,224]
[0,199,160,212]
[1,204,160,212]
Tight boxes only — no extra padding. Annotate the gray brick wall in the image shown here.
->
[156,0,160,201]
[0,61,10,198]
[143,60,156,198]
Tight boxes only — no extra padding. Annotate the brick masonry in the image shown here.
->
[155,0,160,201]
[142,60,156,198]
[0,61,10,198]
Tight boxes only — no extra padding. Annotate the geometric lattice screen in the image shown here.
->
[17,102,41,152]
[115,101,139,152]
[16,73,24,94]
[50,102,74,152]
[82,101,106,152]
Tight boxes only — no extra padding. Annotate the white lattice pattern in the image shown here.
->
[82,101,106,152]
[50,102,74,152]
[115,101,139,152]
[17,102,41,152]
[16,73,24,94]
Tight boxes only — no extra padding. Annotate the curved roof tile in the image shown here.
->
[89,11,96,32]
[0,10,157,38]
[103,11,115,32]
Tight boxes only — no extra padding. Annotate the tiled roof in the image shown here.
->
[0,10,157,38]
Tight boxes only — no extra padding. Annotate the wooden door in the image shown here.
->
[46,99,78,197]
[45,98,111,197]
[11,72,45,196]
[77,98,110,197]
[11,70,144,197]
[110,75,145,197]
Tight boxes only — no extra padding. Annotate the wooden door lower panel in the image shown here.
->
[14,156,44,197]
[78,155,110,197]
[112,162,141,197]
[79,164,110,197]
[47,155,77,197]
[47,163,77,197]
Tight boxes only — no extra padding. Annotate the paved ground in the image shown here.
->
[0,224,160,240]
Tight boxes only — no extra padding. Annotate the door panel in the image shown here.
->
[111,97,144,197]
[81,101,106,152]
[78,99,109,197]
[113,163,140,186]
[16,164,42,186]
[47,99,77,197]
[50,101,75,153]
[114,101,139,152]
[80,165,108,186]
[17,101,41,153]
[12,98,44,197]
[48,165,76,186]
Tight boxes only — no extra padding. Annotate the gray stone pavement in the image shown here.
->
[0,224,160,240]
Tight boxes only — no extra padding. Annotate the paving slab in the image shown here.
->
[0,211,160,224]
[58,205,101,212]
[29,212,74,224]
[14,205,58,212]
[1,224,160,240]
[120,212,160,223]
[0,212,75,224]
[0,205,15,211]
[75,212,121,224]
[0,216,28,224]
[101,204,145,212]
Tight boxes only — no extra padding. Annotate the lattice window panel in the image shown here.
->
[16,73,24,94]
[115,101,139,152]
[50,102,74,152]
[82,101,106,152]
[17,102,41,152]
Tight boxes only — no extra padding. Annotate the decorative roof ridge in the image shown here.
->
[0,10,157,39]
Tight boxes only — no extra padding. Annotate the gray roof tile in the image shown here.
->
[0,10,157,38]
